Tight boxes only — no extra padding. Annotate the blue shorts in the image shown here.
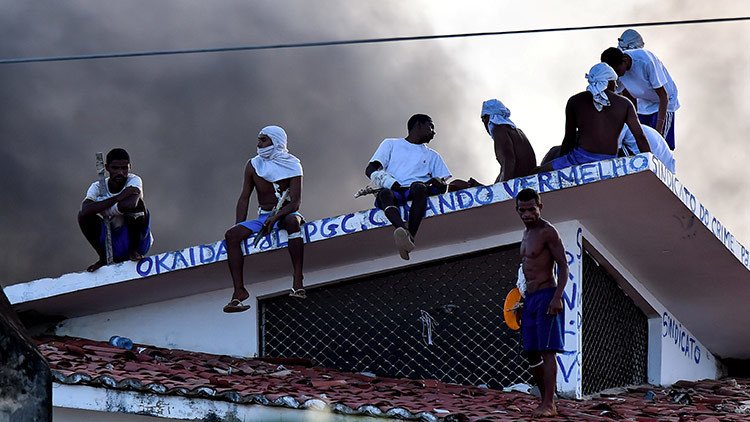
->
[99,214,152,260]
[521,287,564,354]
[239,210,304,233]
[374,184,444,208]
[639,112,675,150]
[549,146,615,170]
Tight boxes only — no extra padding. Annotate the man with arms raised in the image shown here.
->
[365,114,451,260]
[79,148,153,272]
[481,98,537,183]
[223,125,305,313]
[537,63,650,172]
[516,187,568,418]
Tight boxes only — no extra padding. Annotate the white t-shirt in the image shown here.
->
[370,138,452,186]
[618,124,675,172]
[85,174,144,226]
[616,49,680,115]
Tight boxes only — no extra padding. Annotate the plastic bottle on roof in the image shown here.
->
[109,336,133,351]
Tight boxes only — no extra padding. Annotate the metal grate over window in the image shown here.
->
[259,244,531,389]
[582,250,648,395]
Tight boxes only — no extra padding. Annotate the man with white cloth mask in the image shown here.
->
[365,114,452,260]
[480,99,537,183]
[223,125,306,313]
[537,63,649,172]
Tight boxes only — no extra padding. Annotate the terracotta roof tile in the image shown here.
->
[38,335,750,421]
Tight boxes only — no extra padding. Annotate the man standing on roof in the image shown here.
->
[481,99,537,183]
[223,125,305,313]
[79,148,153,272]
[515,188,568,418]
[601,46,679,150]
[365,114,451,260]
[536,63,650,172]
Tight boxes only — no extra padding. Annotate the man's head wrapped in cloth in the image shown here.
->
[481,99,516,137]
[251,125,303,183]
[618,29,644,50]
[586,63,618,112]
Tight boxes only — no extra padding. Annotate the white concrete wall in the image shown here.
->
[53,384,388,422]
[554,222,584,398]
[582,228,723,386]
[56,229,529,358]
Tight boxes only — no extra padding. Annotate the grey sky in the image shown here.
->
[0,1,748,284]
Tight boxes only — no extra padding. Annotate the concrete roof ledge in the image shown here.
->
[6,153,750,352]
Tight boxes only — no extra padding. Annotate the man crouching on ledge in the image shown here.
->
[516,188,568,418]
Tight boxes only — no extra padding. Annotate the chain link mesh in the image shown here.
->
[260,244,531,389]
[582,250,648,395]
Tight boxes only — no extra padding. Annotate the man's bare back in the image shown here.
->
[491,124,537,182]
[565,91,636,156]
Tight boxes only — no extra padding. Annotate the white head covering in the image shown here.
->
[586,63,618,112]
[250,125,303,182]
[481,99,516,134]
[618,29,645,50]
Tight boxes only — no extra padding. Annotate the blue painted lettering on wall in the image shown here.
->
[662,311,701,364]
[650,157,750,270]
[134,155,661,278]
[557,354,579,383]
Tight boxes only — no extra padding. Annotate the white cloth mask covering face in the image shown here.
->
[250,125,303,183]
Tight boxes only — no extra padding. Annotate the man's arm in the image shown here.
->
[654,86,669,136]
[625,103,651,153]
[235,161,256,224]
[79,186,140,217]
[560,98,577,155]
[492,125,516,181]
[365,161,382,178]
[546,225,569,315]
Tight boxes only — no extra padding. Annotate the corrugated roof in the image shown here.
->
[39,336,750,421]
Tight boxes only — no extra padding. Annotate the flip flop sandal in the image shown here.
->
[223,298,251,313]
[394,227,415,260]
[289,288,306,299]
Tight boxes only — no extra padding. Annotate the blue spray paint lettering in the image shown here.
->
[537,172,554,193]
[456,190,474,209]
[475,186,494,205]
[154,253,171,274]
[579,164,598,184]
[136,257,153,276]
[321,218,339,238]
[171,251,189,270]
[199,244,215,264]
[438,194,456,213]
[341,214,356,234]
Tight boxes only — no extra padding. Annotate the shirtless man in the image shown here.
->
[79,148,153,272]
[537,62,649,172]
[516,188,569,418]
[480,99,537,182]
[223,125,305,313]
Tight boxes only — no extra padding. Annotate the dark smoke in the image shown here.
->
[0,1,475,283]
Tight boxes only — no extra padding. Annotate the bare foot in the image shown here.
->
[86,260,106,272]
[129,251,144,261]
[531,403,557,418]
